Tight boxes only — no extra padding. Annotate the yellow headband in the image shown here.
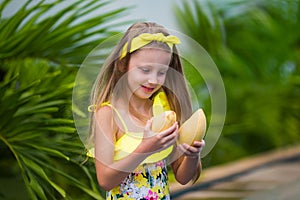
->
[120,33,181,59]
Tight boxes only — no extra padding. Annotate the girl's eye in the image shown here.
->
[158,70,167,76]
[139,67,150,73]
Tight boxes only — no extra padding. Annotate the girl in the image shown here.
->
[89,22,205,199]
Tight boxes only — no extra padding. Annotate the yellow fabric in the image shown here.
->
[120,33,181,59]
[152,90,170,116]
[114,132,173,164]
[87,90,174,164]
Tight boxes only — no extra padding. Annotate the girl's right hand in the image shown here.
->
[140,119,178,154]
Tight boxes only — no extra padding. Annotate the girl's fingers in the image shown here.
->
[178,144,198,158]
[192,139,205,147]
[159,122,178,137]
[142,120,178,152]
[154,122,178,149]
[182,143,200,153]
[177,144,186,153]
[194,139,205,152]
[160,123,178,142]
[144,119,155,137]
[199,140,205,151]
[179,140,206,157]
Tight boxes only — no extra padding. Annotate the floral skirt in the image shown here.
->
[106,160,170,200]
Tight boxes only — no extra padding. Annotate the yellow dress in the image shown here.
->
[89,91,173,199]
[109,92,173,200]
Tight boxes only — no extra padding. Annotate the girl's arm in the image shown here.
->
[171,140,205,185]
[94,106,178,191]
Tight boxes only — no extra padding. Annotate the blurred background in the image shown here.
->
[0,0,299,199]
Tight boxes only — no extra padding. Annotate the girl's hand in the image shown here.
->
[140,119,178,154]
[178,139,205,159]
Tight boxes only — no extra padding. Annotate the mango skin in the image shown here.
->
[151,110,176,132]
[178,109,206,145]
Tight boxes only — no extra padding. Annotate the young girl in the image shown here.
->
[89,22,205,199]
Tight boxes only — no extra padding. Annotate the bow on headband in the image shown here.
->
[120,33,181,59]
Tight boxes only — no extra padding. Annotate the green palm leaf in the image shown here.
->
[0,0,131,199]
[0,0,131,65]
[174,0,300,165]
[0,59,100,199]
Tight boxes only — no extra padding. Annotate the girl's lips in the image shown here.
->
[141,85,155,93]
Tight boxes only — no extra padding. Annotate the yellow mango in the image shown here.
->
[151,110,176,132]
[178,109,206,145]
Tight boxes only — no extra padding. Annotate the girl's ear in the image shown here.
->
[117,58,128,72]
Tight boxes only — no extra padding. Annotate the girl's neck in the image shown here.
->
[112,86,154,130]
[129,95,152,116]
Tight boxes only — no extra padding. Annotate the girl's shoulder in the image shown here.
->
[97,102,123,119]
[95,102,114,118]
[96,102,128,135]
[96,101,123,116]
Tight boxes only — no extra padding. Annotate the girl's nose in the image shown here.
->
[148,73,158,84]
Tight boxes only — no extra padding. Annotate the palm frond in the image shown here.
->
[0,0,132,198]
[174,0,300,165]
[0,58,102,199]
[0,0,131,65]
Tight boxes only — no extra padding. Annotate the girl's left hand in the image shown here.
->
[178,139,205,159]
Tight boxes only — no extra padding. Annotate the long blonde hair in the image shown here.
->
[88,22,192,147]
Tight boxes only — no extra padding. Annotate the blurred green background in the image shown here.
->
[0,0,299,199]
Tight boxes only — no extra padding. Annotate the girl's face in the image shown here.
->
[126,48,172,100]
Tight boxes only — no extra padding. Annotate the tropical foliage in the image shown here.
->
[1,0,299,198]
[0,0,130,199]
[175,0,300,165]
